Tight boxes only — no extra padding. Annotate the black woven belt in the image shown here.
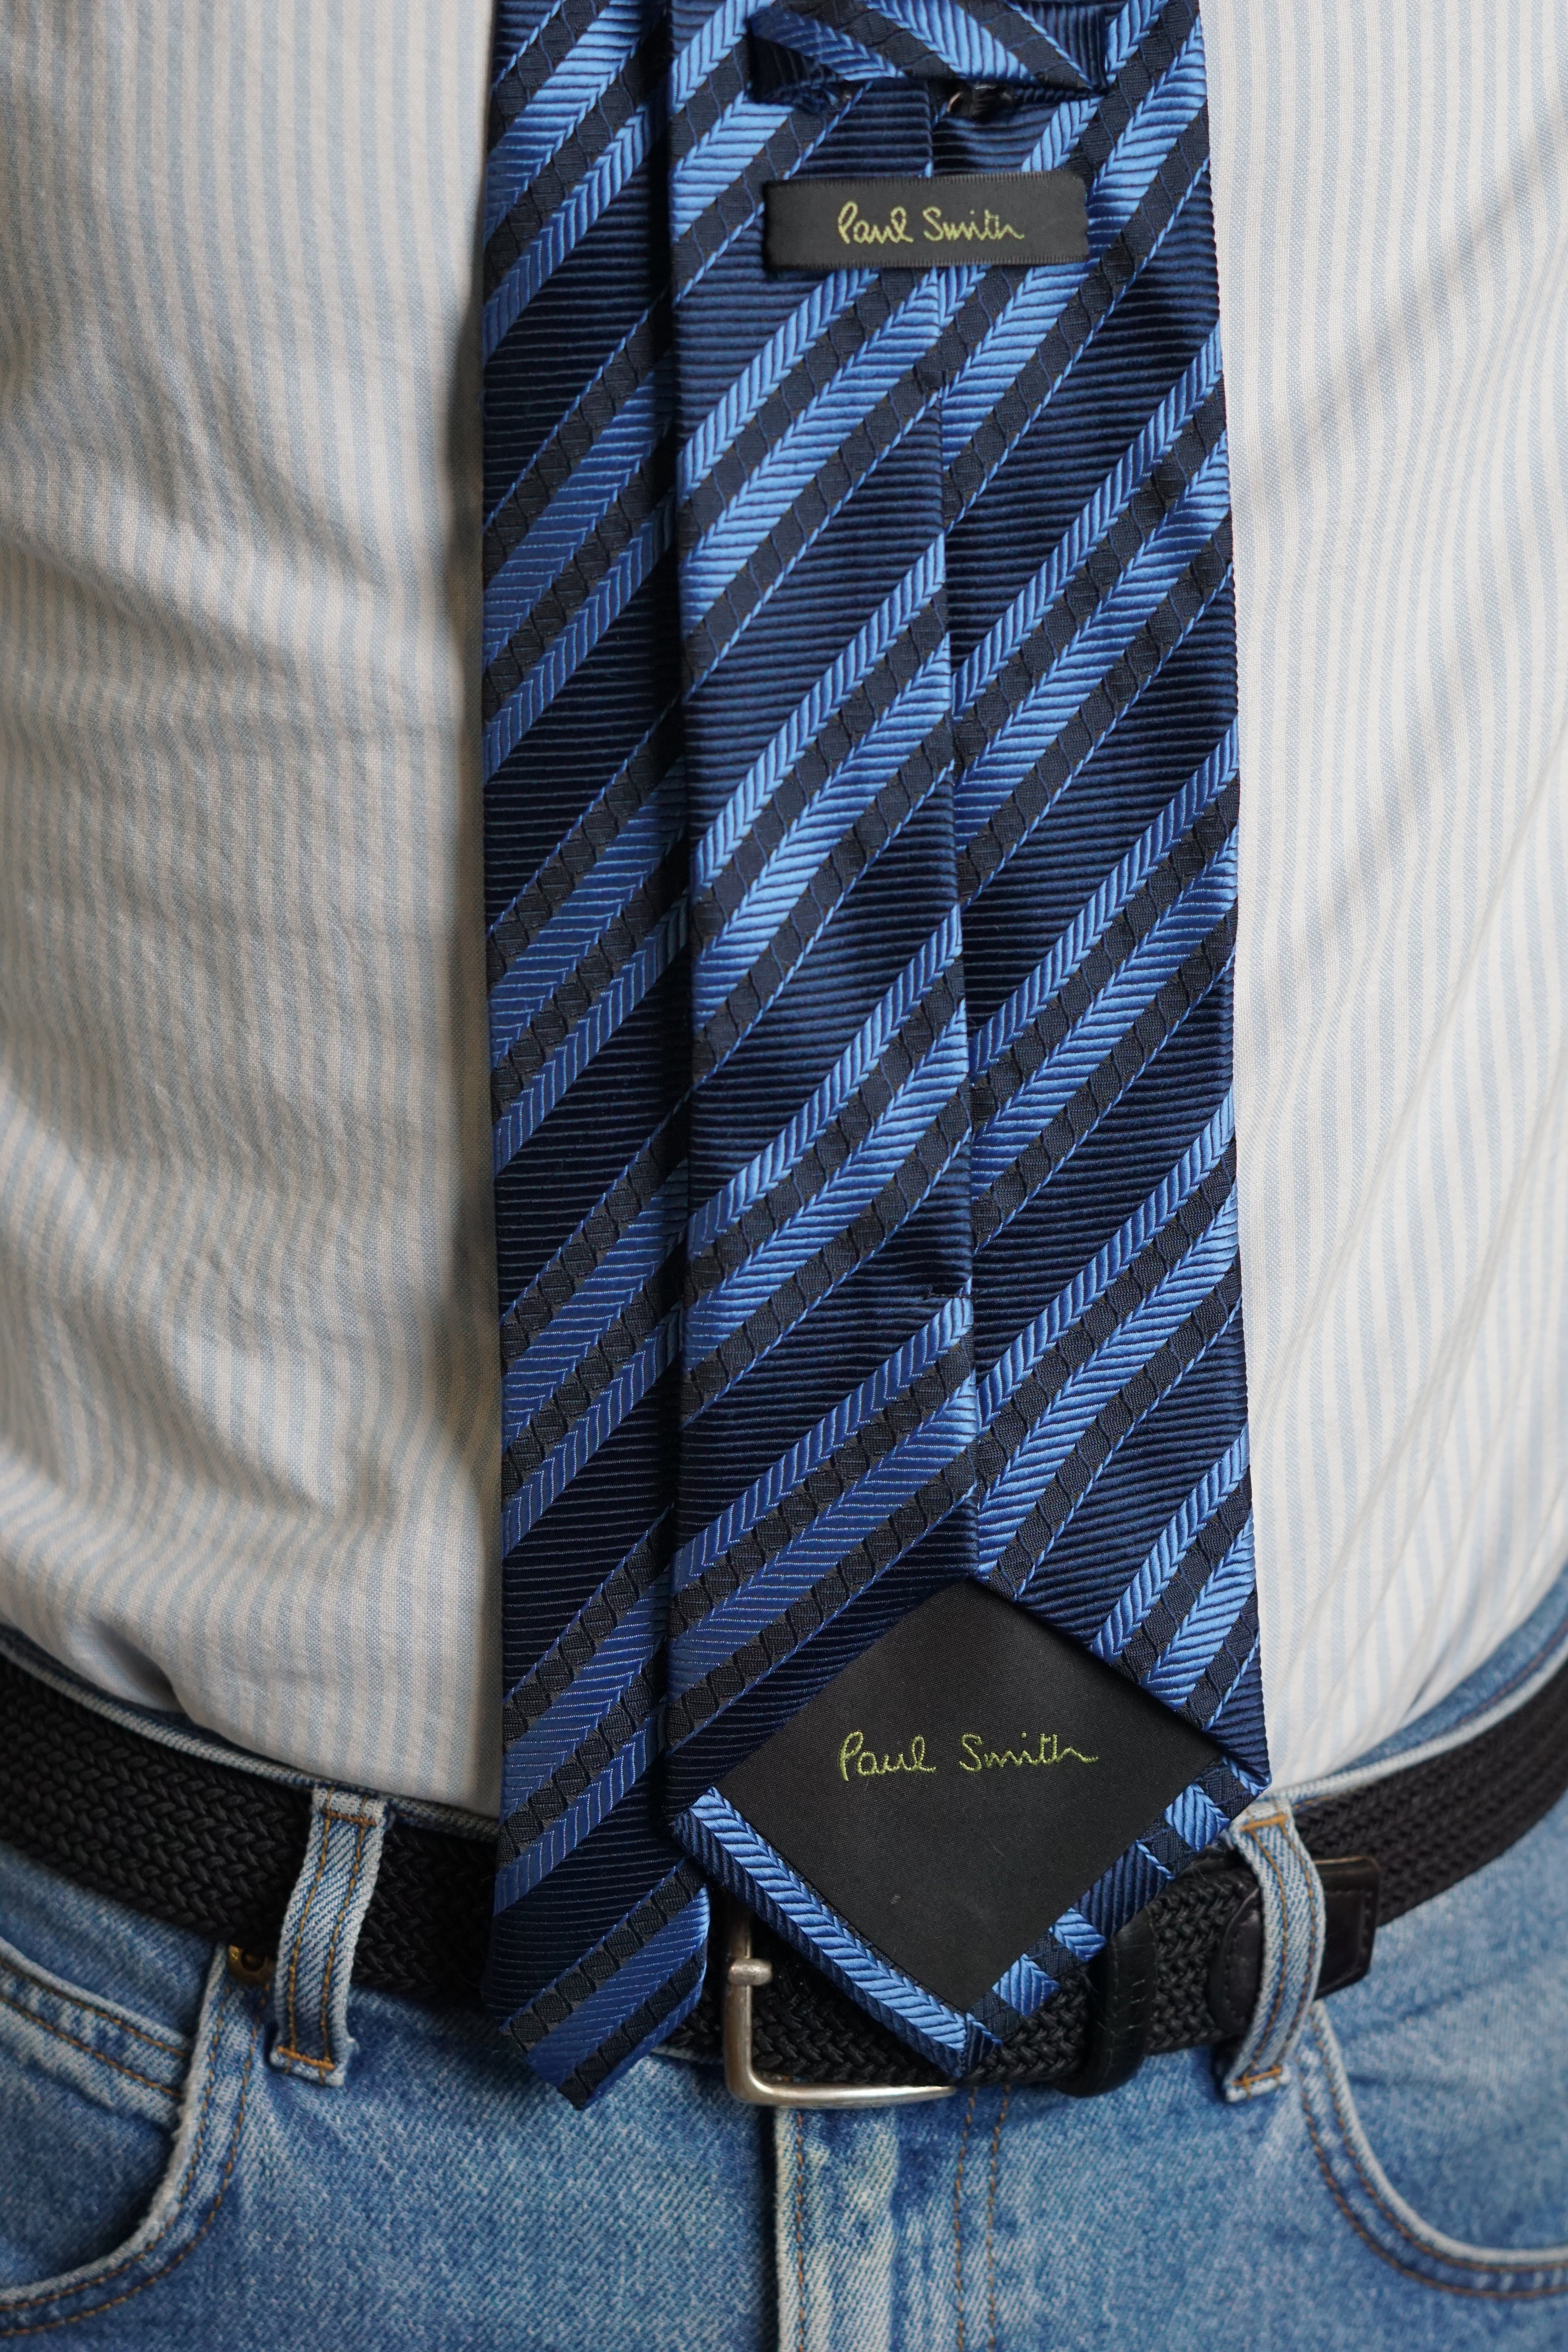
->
[4,1640,1567,2094]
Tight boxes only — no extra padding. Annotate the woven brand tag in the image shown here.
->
[764,172,1088,272]
[719,1582,1220,2011]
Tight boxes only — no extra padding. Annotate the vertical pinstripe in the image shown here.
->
[0,0,1564,1826]
[0,1,502,1814]
[1205,0,1568,1785]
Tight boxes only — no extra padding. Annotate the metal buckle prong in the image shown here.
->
[721,1901,957,2109]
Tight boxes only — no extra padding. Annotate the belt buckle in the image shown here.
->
[720,1900,957,2109]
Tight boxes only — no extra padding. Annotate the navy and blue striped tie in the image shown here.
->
[477,0,709,2107]
[481,0,1268,2101]
[659,32,983,1875]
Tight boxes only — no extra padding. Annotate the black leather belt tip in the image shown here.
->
[2,1636,1566,2101]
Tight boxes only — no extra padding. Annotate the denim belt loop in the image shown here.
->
[1216,1792,1326,2103]
[268,1785,388,2089]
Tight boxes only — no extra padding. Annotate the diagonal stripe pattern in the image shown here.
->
[480,0,1267,2102]
[481,0,709,2109]
[662,49,981,1806]
[656,0,1266,2068]
[949,0,1269,1788]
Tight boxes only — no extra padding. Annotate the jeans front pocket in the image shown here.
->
[1296,1783,1568,2307]
[1297,2005,1568,2305]
[0,1922,192,2287]
[0,1944,266,2336]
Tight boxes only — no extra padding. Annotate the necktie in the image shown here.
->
[659,38,982,1864]
[481,0,1269,2102]
[478,0,708,2106]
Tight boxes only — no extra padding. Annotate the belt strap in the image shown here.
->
[4,1634,1566,2085]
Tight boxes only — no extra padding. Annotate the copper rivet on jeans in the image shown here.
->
[227,1944,273,1985]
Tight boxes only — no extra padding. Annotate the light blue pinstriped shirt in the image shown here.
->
[0,0,1564,1810]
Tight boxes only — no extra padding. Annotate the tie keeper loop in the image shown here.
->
[1055,1904,1157,2098]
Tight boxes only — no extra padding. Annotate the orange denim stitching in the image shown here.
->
[0,1973,243,2316]
[314,1816,371,2063]
[1236,1824,1299,2090]
[0,1965,185,2060]
[267,2046,337,2074]
[0,1982,181,2102]
[0,1996,263,2336]
[1297,2034,1568,2303]
[273,1806,377,2068]
[793,2112,807,2352]
[279,1815,334,2063]
[985,2089,1009,2352]
[953,2085,978,2352]
[1306,2009,1568,2283]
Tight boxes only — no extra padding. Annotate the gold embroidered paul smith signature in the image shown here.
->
[764,173,1089,274]
[837,1728,1099,1780]
[835,200,1027,252]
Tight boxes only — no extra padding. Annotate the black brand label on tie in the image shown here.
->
[718,1582,1220,2011]
[763,172,1088,273]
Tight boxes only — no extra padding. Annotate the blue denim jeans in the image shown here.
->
[3,1578,1567,2348]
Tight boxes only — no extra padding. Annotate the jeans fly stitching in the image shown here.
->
[793,2111,807,2352]
[985,2089,1009,2352]
[953,2085,978,2352]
